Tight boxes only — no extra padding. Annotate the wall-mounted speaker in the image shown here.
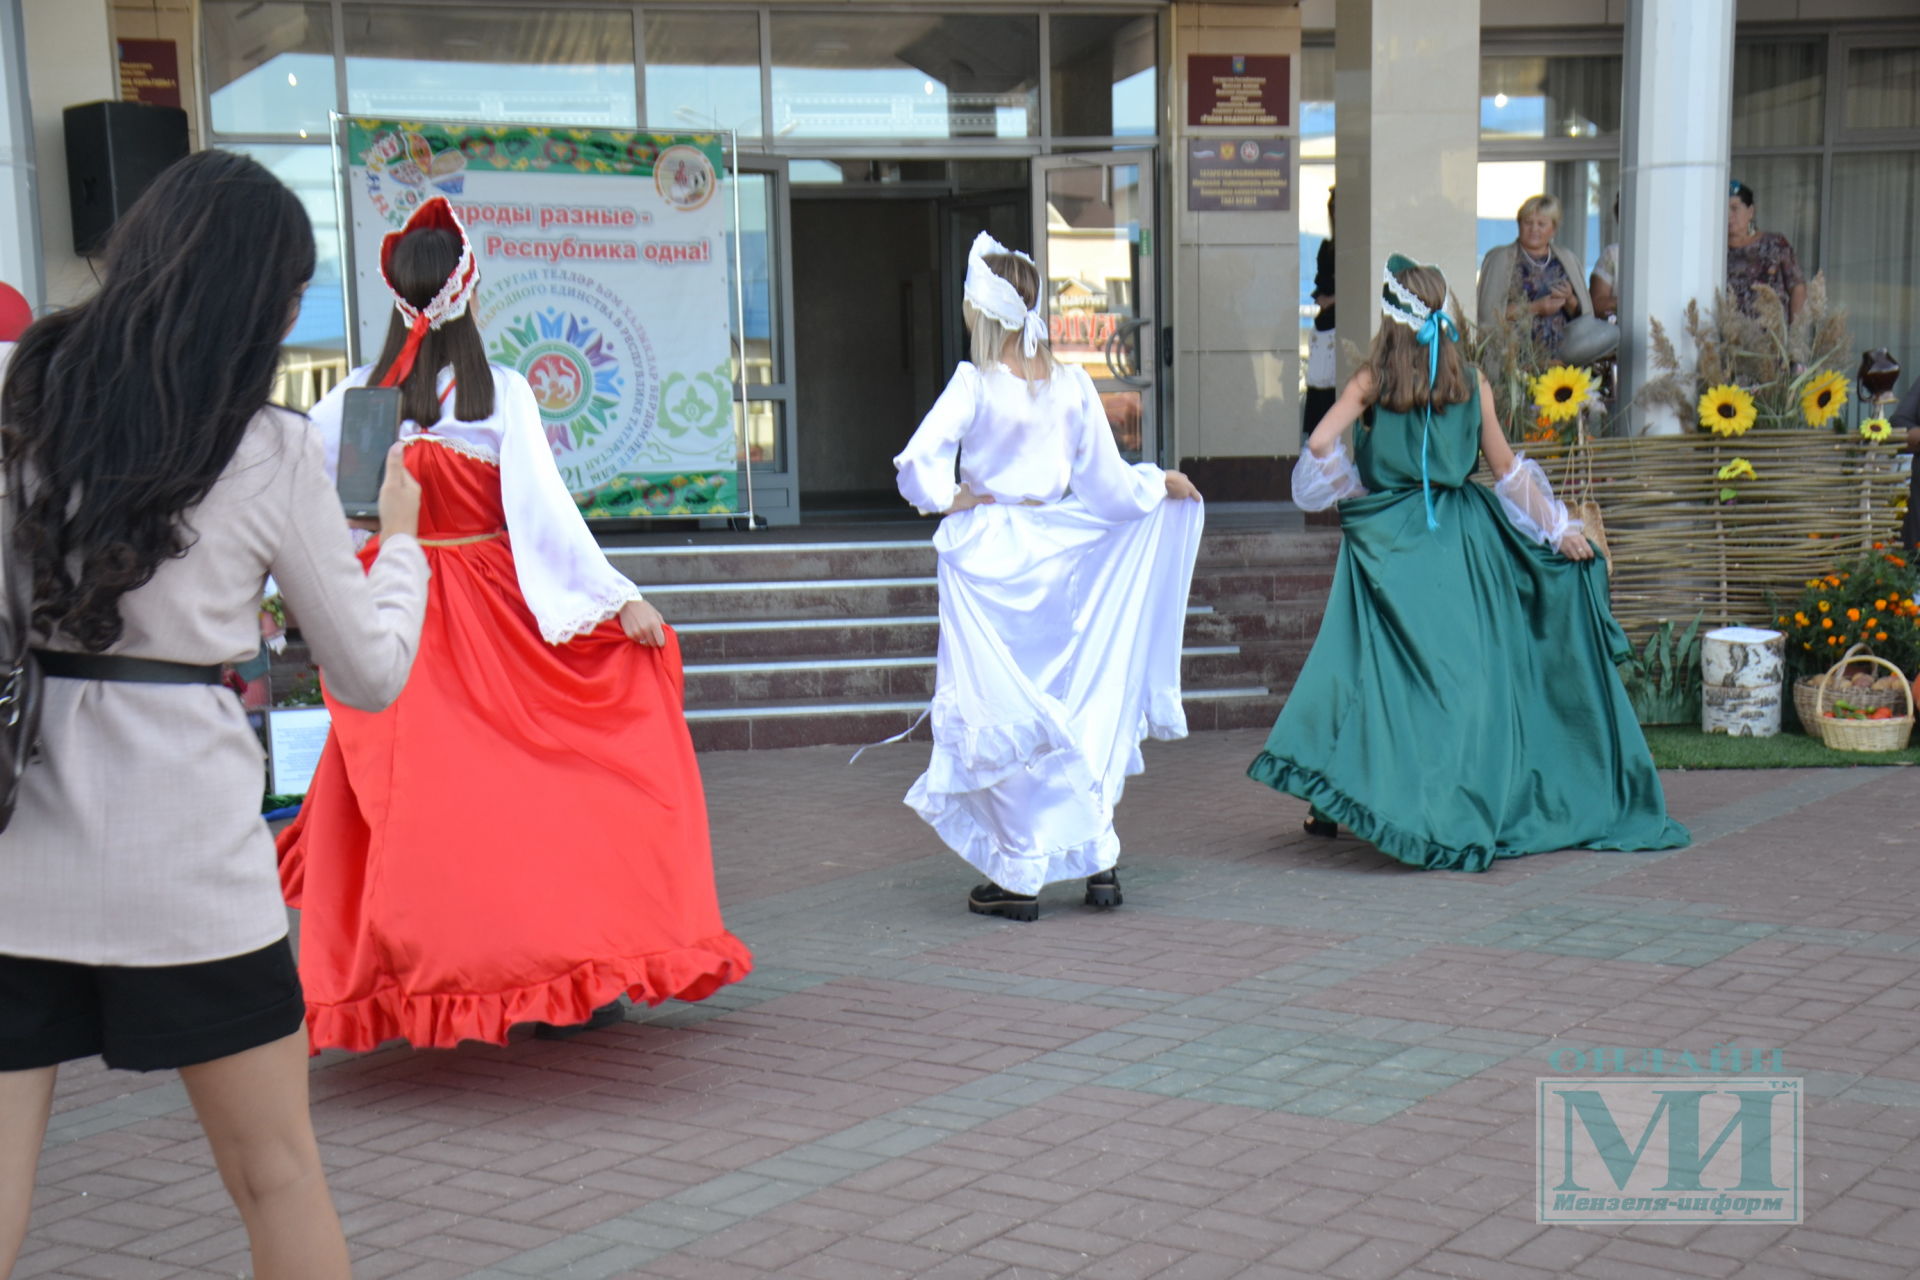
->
[63,101,190,256]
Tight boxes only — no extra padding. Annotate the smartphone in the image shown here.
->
[336,386,402,520]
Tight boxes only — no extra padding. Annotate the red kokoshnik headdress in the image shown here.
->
[377,196,479,388]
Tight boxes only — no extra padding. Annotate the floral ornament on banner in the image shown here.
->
[1799,369,1848,429]
[1699,384,1758,437]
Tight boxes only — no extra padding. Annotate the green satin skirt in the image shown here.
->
[1249,482,1689,871]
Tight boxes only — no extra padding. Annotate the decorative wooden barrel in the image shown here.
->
[1701,627,1785,738]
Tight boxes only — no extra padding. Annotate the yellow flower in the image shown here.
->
[1531,365,1595,424]
[1699,384,1757,436]
[1819,601,1831,612]
[1861,416,1894,443]
[1800,370,1848,427]
[1716,457,1757,482]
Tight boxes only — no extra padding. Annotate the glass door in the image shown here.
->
[729,155,800,525]
[1031,151,1158,461]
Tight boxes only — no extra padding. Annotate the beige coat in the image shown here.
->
[0,408,429,966]
[1476,241,1594,335]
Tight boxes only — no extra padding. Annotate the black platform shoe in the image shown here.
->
[1303,817,1338,839]
[1085,868,1123,909]
[968,883,1039,922]
[534,999,626,1040]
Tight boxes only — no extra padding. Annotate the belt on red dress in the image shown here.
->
[416,529,505,548]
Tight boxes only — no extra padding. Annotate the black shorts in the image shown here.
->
[0,938,305,1072]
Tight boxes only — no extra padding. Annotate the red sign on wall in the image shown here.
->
[118,39,182,109]
[1187,54,1289,129]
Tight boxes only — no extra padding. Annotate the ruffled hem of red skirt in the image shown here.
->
[302,932,754,1053]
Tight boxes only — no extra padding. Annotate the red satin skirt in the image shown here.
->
[277,443,750,1051]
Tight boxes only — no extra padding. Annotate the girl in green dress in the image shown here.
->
[1249,254,1688,871]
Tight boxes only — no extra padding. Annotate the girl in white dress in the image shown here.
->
[892,233,1204,921]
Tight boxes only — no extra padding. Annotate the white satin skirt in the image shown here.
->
[905,491,1205,894]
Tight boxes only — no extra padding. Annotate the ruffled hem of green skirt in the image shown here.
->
[1246,751,1695,871]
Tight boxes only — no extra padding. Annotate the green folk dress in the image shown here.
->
[1248,388,1690,871]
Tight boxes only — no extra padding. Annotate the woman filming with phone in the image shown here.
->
[0,151,429,1280]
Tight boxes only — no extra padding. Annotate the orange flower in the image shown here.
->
[1878,631,1890,642]
[1889,555,1908,567]
[1868,617,1879,628]
[1822,618,1833,628]
[1828,635,1839,645]
[1874,542,1886,550]
[1876,598,1888,610]
[1848,608,1862,621]
[1839,634,1850,644]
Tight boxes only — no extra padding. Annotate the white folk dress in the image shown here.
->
[894,361,1204,894]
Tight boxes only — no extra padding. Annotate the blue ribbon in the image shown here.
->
[1414,311,1458,531]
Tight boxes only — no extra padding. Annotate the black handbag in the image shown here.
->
[0,495,42,833]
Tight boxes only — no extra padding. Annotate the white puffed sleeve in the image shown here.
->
[1068,366,1164,521]
[1494,452,1582,547]
[496,369,643,643]
[894,364,980,515]
[1291,439,1367,511]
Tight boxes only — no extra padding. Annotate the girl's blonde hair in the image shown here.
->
[967,251,1057,382]
[1362,264,1472,413]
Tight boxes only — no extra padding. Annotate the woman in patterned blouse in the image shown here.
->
[1727,181,1806,322]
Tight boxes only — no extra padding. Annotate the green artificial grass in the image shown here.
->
[1643,725,1920,770]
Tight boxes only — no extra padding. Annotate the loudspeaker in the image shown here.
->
[63,101,190,256]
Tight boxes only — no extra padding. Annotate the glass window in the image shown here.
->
[1049,15,1156,138]
[1476,159,1613,274]
[1729,154,1821,276]
[1732,40,1824,149]
[225,143,345,350]
[770,12,1038,139]
[728,172,778,386]
[1301,44,1333,153]
[643,10,761,137]
[1845,46,1920,133]
[737,400,783,471]
[204,1,335,138]
[342,7,636,126]
[1829,151,1920,378]
[1481,55,1622,141]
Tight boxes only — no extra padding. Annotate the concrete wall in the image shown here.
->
[1170,1,1302,496]
[20,0,116,308]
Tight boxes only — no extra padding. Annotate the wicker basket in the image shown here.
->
[1793,646,1910,729]
[1813,647,1915,752]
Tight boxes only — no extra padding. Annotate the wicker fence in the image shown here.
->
[1522,432,1908,640]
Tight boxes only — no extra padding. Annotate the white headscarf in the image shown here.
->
[964,232,1050,358]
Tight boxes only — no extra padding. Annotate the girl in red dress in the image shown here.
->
[277,198,751,1051]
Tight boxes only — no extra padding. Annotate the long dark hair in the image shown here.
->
[369,228,494,425]
[1,150,315,651]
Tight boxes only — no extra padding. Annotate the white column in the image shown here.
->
[1618,0,1734,436]
[1332,0,1481,387]
[0,0,40,307]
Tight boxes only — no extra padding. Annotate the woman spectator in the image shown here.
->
[1476,194,1592,359]
[1726,180,1806,322]
[1589,195,1620,323]
[0,151,429,1279]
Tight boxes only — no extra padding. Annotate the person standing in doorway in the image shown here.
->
[1726,180,1807,323]
[1303,187,1338,445]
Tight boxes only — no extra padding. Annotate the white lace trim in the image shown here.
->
[539,582,645,646]
[404,432,500,467]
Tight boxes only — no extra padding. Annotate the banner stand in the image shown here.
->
[331,114,751,527]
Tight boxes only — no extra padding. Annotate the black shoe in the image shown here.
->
[533,999,626,1040]
[1304,817,1338,839]
[968,883,1039,922]
[1085,868,1122,909]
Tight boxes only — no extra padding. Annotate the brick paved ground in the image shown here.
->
[22,731,1920,1280]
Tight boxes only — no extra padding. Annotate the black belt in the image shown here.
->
[32,650,225,685]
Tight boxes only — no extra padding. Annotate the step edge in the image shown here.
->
[685,644,1243,675]
[685,686,1271,720]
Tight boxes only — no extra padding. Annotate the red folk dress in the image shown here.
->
[277,365,750,1052]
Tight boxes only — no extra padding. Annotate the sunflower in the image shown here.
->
[1861,416,1894,443]
[1800,370,1848,427]
[1698,384,1757,436]
[1716,457,1757,482]
[1531,365,1594,425]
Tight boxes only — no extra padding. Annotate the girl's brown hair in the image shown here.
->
[1361,264,1472,413]
[369,227,495,425]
